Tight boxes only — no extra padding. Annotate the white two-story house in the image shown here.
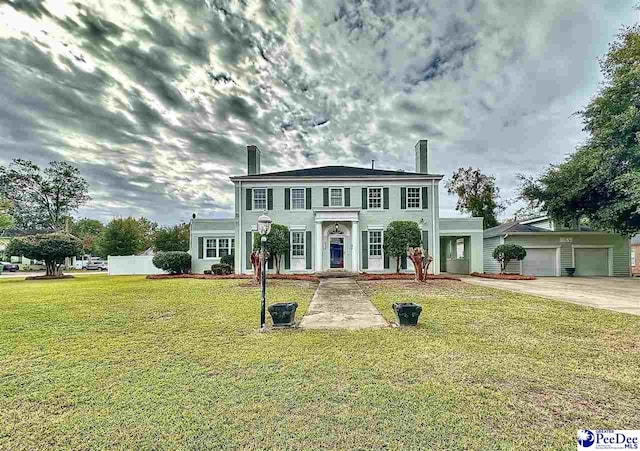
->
[190,140,484,275]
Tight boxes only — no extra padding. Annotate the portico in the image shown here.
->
[314,209,360,272]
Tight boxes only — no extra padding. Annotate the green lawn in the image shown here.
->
[1,276,639,449]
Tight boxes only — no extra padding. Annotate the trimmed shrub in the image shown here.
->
[492,244,527,274]
[203,269,212,275]
[211,263,232,275]
[220,253,234,268]
[152,251,191,274]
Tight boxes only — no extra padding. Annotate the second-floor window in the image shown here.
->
[369,230,382,257]
[407,187,421,209]
[368,188,382,209]
[253,188,266,210]
[291,188,305,209]
[330,188,343,207]
[291,231,305,257]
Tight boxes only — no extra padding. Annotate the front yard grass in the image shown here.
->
[1,276,639,449]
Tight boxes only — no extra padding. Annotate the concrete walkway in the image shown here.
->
[299,278,387,329]
[460,275,640,316]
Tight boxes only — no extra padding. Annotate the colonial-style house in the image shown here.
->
[190,140,484,275]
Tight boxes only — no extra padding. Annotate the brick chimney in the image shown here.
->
[415,139,429,173]
[247,145,260,175]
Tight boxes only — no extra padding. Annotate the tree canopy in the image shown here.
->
[71,218,104,256]
[492,244,527,274]
[446,167,503,229]
[96,217,147,257]
[383,221,422,273]
[0,198,13,231]
[6,232,82,276]
[0,160,90,231]
[519,25,640,235]
[253,224,290,274]
[152,223,189,252]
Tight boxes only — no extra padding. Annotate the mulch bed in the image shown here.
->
[146,274,320,282]
[358,273,461,281]
[471,272,536,280]
[25,275,75,280]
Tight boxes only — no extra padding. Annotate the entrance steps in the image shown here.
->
[316,271,359,279]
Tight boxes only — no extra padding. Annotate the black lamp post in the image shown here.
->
[257,214,272,330]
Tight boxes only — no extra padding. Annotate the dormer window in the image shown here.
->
[329,188,344,207]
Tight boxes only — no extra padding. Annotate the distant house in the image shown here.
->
[632,235,640,276]
[483,216,631,277]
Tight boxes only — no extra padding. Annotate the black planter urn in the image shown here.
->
[268,302,298,327]
[565,267,576,277]
[392,302,423,326]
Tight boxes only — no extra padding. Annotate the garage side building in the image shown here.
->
[483,216,631,277]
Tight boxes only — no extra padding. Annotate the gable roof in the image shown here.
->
[231,165,442,180]
[484,222,550,238]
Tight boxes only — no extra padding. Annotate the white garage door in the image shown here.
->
[575,248,609,276]
[522,248,557,276]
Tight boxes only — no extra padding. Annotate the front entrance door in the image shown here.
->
[330,237,344,269]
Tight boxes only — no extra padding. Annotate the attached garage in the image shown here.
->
[574,247,610,276]
[522,248,559,277]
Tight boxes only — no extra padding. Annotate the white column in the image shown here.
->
[351,221,359,272]
[315,221,323,272]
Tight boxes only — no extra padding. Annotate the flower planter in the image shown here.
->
[392,302,422,326]
[268,302,298,327]
[565,267,576,277]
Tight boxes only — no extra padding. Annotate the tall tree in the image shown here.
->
[445,167,503,229]
[6,232,82,276]
[0,160,90,231]
[0,198,13,232]
[152,223,190,252]
[96,217,146,257]
[71,218,104,256]
[519,24,640,235]
[383,221,422,273]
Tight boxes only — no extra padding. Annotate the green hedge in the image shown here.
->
[152,251,191,274]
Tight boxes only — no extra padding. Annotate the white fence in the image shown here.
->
[107,255,167,276]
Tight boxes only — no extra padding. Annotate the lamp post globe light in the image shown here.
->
[257,214,272,330]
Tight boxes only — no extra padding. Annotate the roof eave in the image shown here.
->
[230,174,444,182]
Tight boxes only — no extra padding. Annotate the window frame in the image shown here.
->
[632,248,636,267]
[406,186,422,210]
[329,187,345,207]
[253,187,267,211]
[291,231,306,258]
[367,187,383,210]
[456,238,465,259]
[290,187,306,210]
[368,230,383,258]
[203,237,235,260]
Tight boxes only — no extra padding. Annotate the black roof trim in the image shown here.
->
[231,165,442,179]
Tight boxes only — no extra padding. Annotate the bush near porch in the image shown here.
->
[1,276,639,449]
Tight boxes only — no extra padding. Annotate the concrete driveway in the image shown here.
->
[461,276,640,316]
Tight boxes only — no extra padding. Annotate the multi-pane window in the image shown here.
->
[407,187,421,209]
[206,238,217,258]
[205,238,234,259]
[368,188,382,209]
[330,188,343,207]
[291,188,305,209]
[369,230,382,257]
[291,231,305,257]
[253,188,266,210]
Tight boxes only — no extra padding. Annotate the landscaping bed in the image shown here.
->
[24,274,75,280]
[146,273,320,281]
[471,272,536,280]
[358,273,461,281]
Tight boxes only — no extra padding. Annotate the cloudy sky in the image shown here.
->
[0,0,637,225]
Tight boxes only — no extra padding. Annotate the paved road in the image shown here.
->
[461,276,640,316]
[299,278,387,329]
[0,271,108,279]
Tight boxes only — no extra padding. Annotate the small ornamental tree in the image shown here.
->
[492,244,527,274]
[152,251,191,274]
[6,232,82,276]
[253,224,290,274]
[383,221,422,273]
